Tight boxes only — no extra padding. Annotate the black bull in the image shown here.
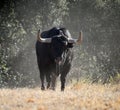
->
[35,27,82,91]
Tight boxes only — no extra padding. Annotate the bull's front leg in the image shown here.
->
[46,73,51,89]
[60,64,71,91]
[40,73,45,90]
[51,73,57,90]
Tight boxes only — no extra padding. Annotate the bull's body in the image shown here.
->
[36,27,82,91]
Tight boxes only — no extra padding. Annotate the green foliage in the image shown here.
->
[0,0,69,87]
[0,1,27,87]
[109,73,120,84]
[66,0,120,83]
[0,0,120,87]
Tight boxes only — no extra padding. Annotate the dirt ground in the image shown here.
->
[0,82,120,110]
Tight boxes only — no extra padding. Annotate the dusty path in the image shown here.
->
[0,83,120,110]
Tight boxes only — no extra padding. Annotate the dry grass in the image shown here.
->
[0,83,120,110]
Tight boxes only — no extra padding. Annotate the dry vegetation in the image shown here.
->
[0,82,120,110]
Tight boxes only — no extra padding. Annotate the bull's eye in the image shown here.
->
[67,43,73,48]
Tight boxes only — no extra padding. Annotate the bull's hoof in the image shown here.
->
[47,84,50,89]
[41,86,45,90]
[49,87,55,91]
[61,87,65,91]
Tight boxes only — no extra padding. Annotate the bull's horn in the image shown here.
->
[68,31,83,44]
[37,30,52,43]
[76,31,83,44]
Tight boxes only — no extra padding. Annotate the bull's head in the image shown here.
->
[37,29,83,65]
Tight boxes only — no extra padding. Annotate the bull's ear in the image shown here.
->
[67,43,73,48]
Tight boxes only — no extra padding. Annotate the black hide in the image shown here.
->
[36,27,73,91]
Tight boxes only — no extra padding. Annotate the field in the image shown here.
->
[0,82,120,110]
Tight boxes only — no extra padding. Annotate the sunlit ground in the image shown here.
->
[0,82,120,110]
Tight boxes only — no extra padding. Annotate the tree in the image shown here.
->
[0,0,69,87]
[65,0,120,83]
